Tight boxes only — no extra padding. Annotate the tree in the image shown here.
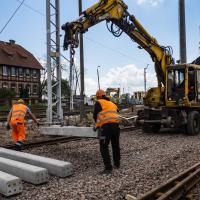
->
[41,79,70,100]
[0,88,16,99]
[0,88,16,105]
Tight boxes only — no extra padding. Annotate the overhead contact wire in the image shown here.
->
[0,0,26,34]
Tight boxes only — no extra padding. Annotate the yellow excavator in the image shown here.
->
[62,0,200,135]
[106,87,120,104]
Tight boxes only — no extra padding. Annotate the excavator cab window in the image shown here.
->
[188,68,195,101]
[167,69,185,101]
[196,70,200,101]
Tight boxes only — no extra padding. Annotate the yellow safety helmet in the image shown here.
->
[18,99,24,104]
[96,89,106,97]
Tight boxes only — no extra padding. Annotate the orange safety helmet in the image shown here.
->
[96,89,106,97]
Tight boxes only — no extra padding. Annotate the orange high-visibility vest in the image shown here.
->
[11,104,27,123]
[96,99,120,128]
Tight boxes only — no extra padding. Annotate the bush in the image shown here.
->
[0,88,16,99]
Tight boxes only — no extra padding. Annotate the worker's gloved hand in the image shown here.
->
[93,127,97,132]
[6,123,10,130]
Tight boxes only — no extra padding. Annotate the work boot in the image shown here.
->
[113,161,120,169]
[99,169,112,175]
[15,144,22,151]
[113,164,120,169]
[15,141,23,151]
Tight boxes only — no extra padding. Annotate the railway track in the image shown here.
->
[0,108,94,122]
[1,126,139,149]
[1,136,85,149]
[3,125,200,199]
[0,105,133,122]
[126,162,200,200]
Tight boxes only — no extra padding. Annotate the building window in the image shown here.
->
[0,66,2,75]
[32,69,37,78]
[11,67,16,76]
[33,84,38,94]
[18,84,23,90]
[2,82,9,88]
[18,84,23,95]
[25,69,30,77]
[19,68,23,77]
[11,83,16,92]
[3,66,8,76]
[26,84,31,95]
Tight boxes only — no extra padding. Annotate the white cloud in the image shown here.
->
[136,0,163,6]
[85,64,157,96]
[37,58,157,97]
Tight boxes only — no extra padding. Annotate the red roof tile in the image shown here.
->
[0,41,42,69]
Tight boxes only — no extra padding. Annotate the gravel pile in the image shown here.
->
[2,128,200,200]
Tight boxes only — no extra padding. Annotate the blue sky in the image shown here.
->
[1,0,200,95]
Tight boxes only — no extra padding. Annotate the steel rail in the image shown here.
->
[126,162,200,200]
[1,126,138,149]
[1,136,84,149]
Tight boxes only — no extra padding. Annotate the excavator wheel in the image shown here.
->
[187,111,200,136]
[142,124,161,133]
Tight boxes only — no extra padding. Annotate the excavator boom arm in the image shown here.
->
[62,0,174,86]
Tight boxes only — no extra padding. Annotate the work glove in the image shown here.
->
[93,127,97,132]
[6,123,10,130]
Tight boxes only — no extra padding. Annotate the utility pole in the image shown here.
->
[179,0,187,63]
[78,0,85,119]
[97,66,101,90]
[144,64,149,93]
[46,0,63,124]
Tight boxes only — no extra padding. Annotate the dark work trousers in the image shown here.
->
[99,123,120,170]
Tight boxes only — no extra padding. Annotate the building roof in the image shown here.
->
[0,40,42,69]
[192,56,200,65]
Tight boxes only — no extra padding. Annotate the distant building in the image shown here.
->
[0,40,43,103]
[133,91,145,100]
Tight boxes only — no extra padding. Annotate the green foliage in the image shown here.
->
[60,79,70,98]
[41,79,70,99]
[0,104,10,111]
[0,88,16,99]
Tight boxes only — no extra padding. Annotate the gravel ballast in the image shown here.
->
[2,128,200,200]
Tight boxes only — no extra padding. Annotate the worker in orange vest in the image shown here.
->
[7,99,40,151]
[93,89,121,174]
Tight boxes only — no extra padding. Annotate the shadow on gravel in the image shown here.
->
[144,127,188,136]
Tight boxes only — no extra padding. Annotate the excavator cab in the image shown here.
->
[166,64,200,107]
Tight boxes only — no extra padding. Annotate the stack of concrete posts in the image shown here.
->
[40,125,98,138]
[0,171,23,196]
[0,148,73,197]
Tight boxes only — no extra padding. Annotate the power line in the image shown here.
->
[83,36,144,64]
[15,0,45,16]
[12,0,142,65]
[0,0,26,34]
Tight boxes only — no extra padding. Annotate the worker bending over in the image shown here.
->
[93,89,121,174]
[7,99,40,151]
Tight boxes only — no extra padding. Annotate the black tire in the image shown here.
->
[187,111,200,135]
[142,124,161,133]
